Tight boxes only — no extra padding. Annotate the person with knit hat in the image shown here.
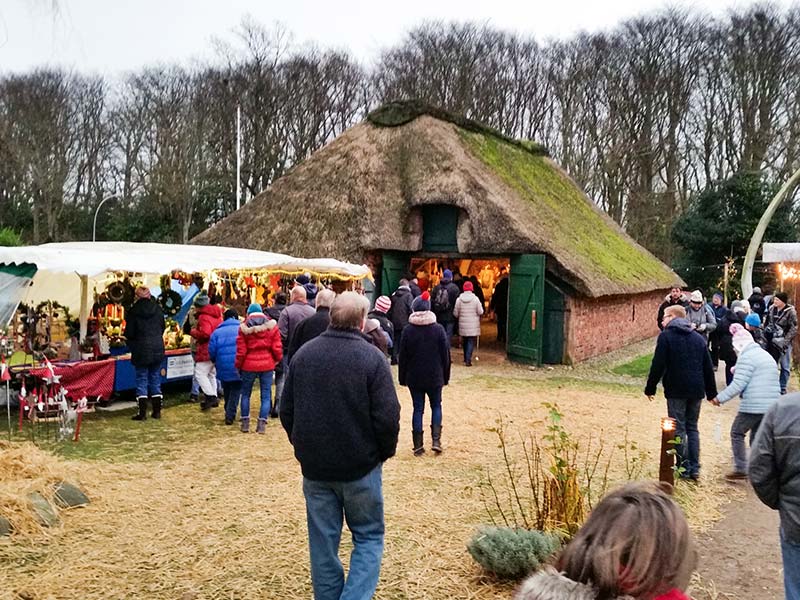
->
[368,295,395,348]
[453,281,485,366]
[236,302,283,433]
[748,286,767,319]
[765,291,798,394]
[685,290,716,341]
[430,270,461,349]
[125,286,166,421]
[709,327,780,480]
[708,292,728,371]
[295,273,318,307]
[363,318,390,357]
[190,291,224,411]
[718,300,748,386]
[398,291,451,455]
[744,311,770,353]
[208,308,242,425]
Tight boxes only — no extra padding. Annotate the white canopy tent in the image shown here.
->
[0,242,372,338]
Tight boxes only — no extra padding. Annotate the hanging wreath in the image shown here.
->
[159,290,183,317]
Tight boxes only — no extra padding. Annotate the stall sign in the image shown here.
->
[166,354,194,379]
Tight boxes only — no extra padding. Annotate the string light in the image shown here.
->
[778,263,800,281]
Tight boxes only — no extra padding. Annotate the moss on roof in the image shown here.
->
[460,130,678,291]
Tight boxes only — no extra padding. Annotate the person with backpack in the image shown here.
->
[431,269,461,348]
[387,279,414,365]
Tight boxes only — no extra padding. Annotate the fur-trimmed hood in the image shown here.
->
[408,310,437,326]
[515,569,635,600]
[240,316,277,335]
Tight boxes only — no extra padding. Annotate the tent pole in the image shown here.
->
[79,275,89,342]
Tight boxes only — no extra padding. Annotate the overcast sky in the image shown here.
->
[0,0,793,75]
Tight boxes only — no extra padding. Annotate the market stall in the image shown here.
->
[0,242,371,405]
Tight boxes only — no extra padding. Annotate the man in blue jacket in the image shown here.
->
[645,305,718,481]
[208,308,242,425]
[280,292,400,600]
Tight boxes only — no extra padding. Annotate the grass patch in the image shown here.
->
[611,354,653,378]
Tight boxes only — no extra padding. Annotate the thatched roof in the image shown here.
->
[193,102,682,297]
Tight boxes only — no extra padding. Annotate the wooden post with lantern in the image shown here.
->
[659,417,677,490]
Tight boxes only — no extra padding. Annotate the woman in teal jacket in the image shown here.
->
[711,328,780,480]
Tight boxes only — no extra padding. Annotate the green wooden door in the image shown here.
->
[507,254,545,365]
[542,281,566,364]
[380,252,409,298]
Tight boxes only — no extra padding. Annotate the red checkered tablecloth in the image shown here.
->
[27,359,116,400]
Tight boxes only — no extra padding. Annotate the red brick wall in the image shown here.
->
[564,289,665,363]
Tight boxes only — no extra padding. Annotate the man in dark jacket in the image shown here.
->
[645,305,718,480]
[708,292,728,370]
[765,291,798,395]
[125,286,166,421]
[265,291,288,418]
[430,269,461,347]
[749,392,800,598]
[387,279,414,364]
[280,292,400,600]
[656,286,689,330]
[287,289,335,363]
[748,286,767,320]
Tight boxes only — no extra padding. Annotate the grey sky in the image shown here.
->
[0,0,791,75]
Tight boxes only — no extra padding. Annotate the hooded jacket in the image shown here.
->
[208,317,241,382]
[235,311,283,372]
[716,342,780,412]
[398,310,451,389]
[125,297,165,367]
[514,568,689,600]
[453,290,485,337]
[656,293,689,330]
[644,317,717,400]
[388,286,414,330]
[190,304,223,362]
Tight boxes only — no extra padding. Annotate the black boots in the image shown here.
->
[151,395,163,419]
[431,425,443,454]
[412,431,425,456]
[132,396,148,421]
[200,393,214,412]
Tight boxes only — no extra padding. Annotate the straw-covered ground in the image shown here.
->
[0,346,746,600]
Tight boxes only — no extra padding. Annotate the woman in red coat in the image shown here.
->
[235,303,283,433]
[190,292,223,411]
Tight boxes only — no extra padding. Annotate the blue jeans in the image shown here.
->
[222,380,242,422]
[443,321,455,349]
[730,412,763,473]
[240,370,273,420]
[409,387,443,432]
[463,336,476,364]
[135,364,161,397]
[781,347,792,393]
[303,465,385,600]
[666,397,702,477]
[782,528,800,600]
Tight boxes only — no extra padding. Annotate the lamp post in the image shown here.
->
[92,194,119,242]
[659,417,677,490]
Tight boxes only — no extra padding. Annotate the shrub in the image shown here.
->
[467,526,560,580]
[0,227,22,246]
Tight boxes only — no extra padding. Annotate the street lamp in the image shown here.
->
[92,194,119,242]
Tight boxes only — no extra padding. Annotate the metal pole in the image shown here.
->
[236,104,242,211]
[92,195,119,242]
[5,380,10,442]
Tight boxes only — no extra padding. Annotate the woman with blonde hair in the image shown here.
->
[515,482,696,600]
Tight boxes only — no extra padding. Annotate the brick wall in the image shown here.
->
[564,289,665,363]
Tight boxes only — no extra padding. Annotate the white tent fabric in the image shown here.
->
[0,242,371,278]
[762,243,800,263]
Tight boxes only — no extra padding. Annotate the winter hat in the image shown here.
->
[733,328,755,355]
[374,295,392,314]
[776,292,789,304]
[731,300,746,315]
[729,323,745,337]
[713,292,723,301]
[463,281,474,292]
[412,291,431,312]
[135,286,151,300]
[295,274,311,285]
[194,291,210,307]
[364,318,380,334]
[745,313,761,327]
[224,308,239,321]
[247,303,263,315]
[442,269,453,280]
[690,290,703,303]
[753,286,762,295]
[740,299,751,313]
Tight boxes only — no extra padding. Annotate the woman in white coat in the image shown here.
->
[453,281,484,366]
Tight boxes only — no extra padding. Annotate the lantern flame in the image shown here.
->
[661,417,676,432]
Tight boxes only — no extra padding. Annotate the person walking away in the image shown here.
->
[295,273,318,307]
[287,289,336,363]
[363,318,390,358]
[686,290,716,341]
[718,301,748,385]
[408,276,422,298]
[208,308,242,426]
[398,291,450,455]
[236,303,283,433]
[190,292,223,411]
[749,286,767,320]
[265,291,288,417]
[765,291,798,395]
[468,275,485,309]
[515,482,696,600]
[709,328,780,480]
[277,286,315,409]
[430,270,461,349]
[708,292,728,370]
[657,287,689,331]
[368,295,394,347]
[490,269,509,344]
[280,292,400,600]
[387,279,414,365]
[645,305,717,480]
[125,286,166,421]
[453,281,484,367]
[749,391,800,599]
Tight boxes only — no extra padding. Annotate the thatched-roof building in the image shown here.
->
[194,102,683,364]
